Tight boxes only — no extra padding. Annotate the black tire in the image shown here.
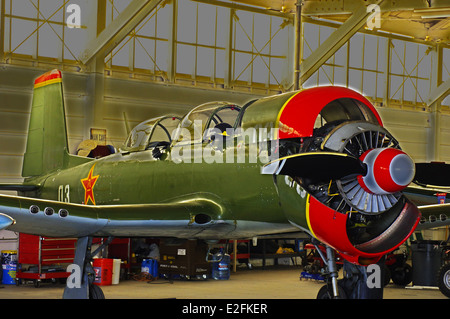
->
[437,263,450,298]
[89,284,105,299]
[391,264,413,286]
[317,284,347,299]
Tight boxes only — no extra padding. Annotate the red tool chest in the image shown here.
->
[16,234,77,287]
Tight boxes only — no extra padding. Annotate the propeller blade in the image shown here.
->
[262,152,366,182]
[414,162,450,187]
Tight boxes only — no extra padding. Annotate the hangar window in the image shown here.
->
[3,0,89,60]
[173,102,241,144]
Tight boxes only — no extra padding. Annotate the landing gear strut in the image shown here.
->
[314,241,385,299]
[313,242,343,299]
[326,246,340,298]
[63,236,114,299]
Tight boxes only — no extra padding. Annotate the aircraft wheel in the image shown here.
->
[391,264,412,286]
[34,280,40,288]
[316,284,347,299]
[437,263,450,298]
[89,284,105,299]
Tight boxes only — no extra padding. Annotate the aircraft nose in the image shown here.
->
[358,148,415,195]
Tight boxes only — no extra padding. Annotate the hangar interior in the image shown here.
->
[0,0,449,299]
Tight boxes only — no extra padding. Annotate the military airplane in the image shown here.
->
[0,69,449,299]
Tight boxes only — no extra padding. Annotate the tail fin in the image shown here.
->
[22,70,88,177]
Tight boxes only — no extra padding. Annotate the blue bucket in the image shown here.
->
[141,259,158,278]
[2,250,17,285]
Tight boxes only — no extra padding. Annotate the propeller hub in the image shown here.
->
[358,148,415,195]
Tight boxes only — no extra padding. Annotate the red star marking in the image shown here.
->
[81,165,99,205]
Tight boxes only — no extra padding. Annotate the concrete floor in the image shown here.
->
[0,266,446,300]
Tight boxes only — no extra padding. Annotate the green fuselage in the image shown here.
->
[26,143,307,239]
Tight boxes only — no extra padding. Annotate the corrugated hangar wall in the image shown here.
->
[0,63,448,185]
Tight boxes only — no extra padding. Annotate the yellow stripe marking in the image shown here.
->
[34,78,62,89]
[274,92,300,139]
[305,194,317,238]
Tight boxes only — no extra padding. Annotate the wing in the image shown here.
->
[416,203,450,231]
[403,184,450,206]
[404,185,450,231]
[0,193,234,239]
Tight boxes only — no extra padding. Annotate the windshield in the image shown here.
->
[149,116,181,147]
[173,102,240,144]
[122,116,181,152]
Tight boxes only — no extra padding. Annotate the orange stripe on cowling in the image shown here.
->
[34,69,62,88]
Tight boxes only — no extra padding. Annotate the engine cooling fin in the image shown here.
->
[336,128,402,214]
[321,122,403,215]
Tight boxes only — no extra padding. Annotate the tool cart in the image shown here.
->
[16,234,77,287]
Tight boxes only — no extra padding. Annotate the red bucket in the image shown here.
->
[93,258,113,286]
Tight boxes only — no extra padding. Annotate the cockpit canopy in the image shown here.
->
[121,102,241,152]
[121,116,181,152]
[173,102,241,144]
[121,86,381,153]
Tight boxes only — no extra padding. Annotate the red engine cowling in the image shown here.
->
[273,86,421,265]
[306,194,420,265]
